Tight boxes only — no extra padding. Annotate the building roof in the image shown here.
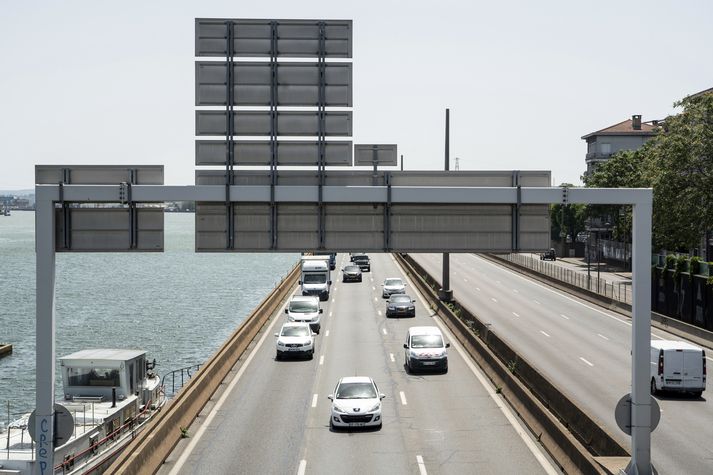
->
[61,349,145,361]
[581,118,658,140]
[689,87,713,99]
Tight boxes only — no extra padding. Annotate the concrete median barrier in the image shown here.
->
[106,263,300,475]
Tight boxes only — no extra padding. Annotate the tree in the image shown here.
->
[582,148,651,241]
[647,93,713,251]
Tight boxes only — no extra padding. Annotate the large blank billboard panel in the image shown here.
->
[196,62,352,106]
[196,19,352,58]
[354,144,398,166]
[55,208,163,252]
[196,111,352,136]
[36,165,164,185]
[195,140,352,166]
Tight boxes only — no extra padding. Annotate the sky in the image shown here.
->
[1,0,711,189]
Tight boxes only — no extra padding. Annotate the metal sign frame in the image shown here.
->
[33,183,654,475]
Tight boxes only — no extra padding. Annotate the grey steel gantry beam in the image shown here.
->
[33,184,653,475]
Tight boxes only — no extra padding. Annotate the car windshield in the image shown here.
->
[390,295,411,303]
[289,301,318,313]
[281,326,310,337]
[336,382,377,399]
[353,256,368,262]
[385,279,402,286]
[410,335,443,348]
[303,274,326,284]
[344,265,360,272]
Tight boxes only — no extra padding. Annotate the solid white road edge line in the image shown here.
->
[168,293,291,474]
[395,255,558,475]
[297,459,307,475]
[311,394,318,408]
[416,455,428,475]
[400,391,408,405]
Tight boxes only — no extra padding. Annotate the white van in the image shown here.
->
[285,296,323,333]
[650,340,706,397]
[300,256,332,301]
[403,326,450,373]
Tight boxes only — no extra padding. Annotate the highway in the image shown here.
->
[413,253,713,475]
[160,253,558,475]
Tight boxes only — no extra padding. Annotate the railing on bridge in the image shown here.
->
[161,364,202,399]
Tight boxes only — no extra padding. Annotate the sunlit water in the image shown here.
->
[0,212,297,425]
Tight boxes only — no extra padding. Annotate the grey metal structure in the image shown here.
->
[353,144,398,166]
[33,181,654,474]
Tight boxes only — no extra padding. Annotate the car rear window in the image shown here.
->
[289,300,318,313]
[281,326,310,337]
[336,382,377,399]
[385,279,402,286]
[344,265,360,272]
[410,335,443,348]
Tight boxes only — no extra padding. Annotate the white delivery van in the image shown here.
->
[650,340,706,397]
[300,256,332,301]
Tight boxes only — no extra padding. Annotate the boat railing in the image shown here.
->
[161,364,202,399]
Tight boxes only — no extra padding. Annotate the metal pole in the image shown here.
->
[34,193,56,475]
[626,198,653,475]
[597,231,601,293]
[400,154,403,171]
[440,108,453,302]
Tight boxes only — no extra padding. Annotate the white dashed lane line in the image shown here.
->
[377,310,382,316]
[476,287,481,291]
[311,394,318,408]
[389,353,395,362]
[491,298,498,303]
[513,289,519,293]
[372,286,376,291]
[597,333,609,341]
[540,330,550,338]
[319,355,324,365]
[399,391,408,405]
[559,314,570,320]
[534,300,541,305]
[579,357,594,367]
[325,330,330,337]
[329,311,333,317]
[382,328,388,335]
[416,455,427,475]
[298,460,307,475]
[512,312,520,317]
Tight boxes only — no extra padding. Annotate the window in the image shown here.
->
[600,143,612,154]
[67,367,121,387]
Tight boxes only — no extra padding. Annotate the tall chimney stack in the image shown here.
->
[632,114,642,130]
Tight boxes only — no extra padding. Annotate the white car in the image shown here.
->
[404,326,450,373]
[275,322,315,360]
[328,376,385,430]
[285,296,323,333]
[382,277,405,298]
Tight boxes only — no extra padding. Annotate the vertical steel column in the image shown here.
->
[511,170,521,251]
[626,197,653,475]
[384,172,392,251]
[317,21,327,250]
[224,21,235,249]
[129,169,137,250]
[61,168,71,250]
[34,192,56,475]
[269,21,278,249]
[440,108,453,302]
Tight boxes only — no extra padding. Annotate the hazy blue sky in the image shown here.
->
[1,0,711,189]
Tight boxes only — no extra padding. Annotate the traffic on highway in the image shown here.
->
[161,253,558,475]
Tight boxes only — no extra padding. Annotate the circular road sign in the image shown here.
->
[27,403,75,447]
[614,393,661,436]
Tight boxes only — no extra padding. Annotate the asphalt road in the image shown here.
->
[160,253,558,475]
[413,253,713,475]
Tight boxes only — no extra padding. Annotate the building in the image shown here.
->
[581,114,658,178]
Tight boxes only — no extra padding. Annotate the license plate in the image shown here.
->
[422,362,436,366]
[349,422,366,427]
[289,348,301,351]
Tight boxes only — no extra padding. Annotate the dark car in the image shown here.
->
[540,248,556,261]
[341,265,362,282]
[386,294,416,318]
[352,254,371,272]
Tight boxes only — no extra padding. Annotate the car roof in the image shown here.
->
[290,296,319,303]
[651,340,702,351]
[384,277,403,281]
[389,294,411,299]
[408,326,443,336]
[281,322,311,329]
[338,376,374,384]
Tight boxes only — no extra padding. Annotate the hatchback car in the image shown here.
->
[285,296,323,333]
[382,277,405,298]
[275,322,315,360]
[386,294,416,318]
[341,265,363,283]
[328,376,385,430]
[404,326,449,373]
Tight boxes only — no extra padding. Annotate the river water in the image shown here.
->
[0,212,298,425]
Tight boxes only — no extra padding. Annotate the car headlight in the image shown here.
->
[277,340,286,346]
[333,405,348,414]
[367,403,381,412]
[388,305,395,310]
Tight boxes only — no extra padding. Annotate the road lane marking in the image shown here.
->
[464,278,468,282]
[534,299,541,305]
[513,289,519,293]
[491,297,498,303]
[512,312,520,317]
[389,353,395,362]
[319,355,324,365]
[372,286,376,290]
[476,287,481,291]
[496,280,501,284]
[416,455,427,475]
[374,297,378,301]
[559,314,570,320]
[332,298,335,303]
[382,328,388,335]
[311,394,318,408]
[579,357,594,367]
[400,391,407,405]
[168,296,289,474]
[540,330,550,338]
[326,330,330,337]
[597,333,609,341]
[329,311,333,317]
[298,460,307,475]
[377,310,382,316]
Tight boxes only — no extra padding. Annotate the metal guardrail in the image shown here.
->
[500,253,632,304]
[161,364,202,399]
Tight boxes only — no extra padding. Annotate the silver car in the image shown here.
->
[328,376,385,430]
[382,277,405,298]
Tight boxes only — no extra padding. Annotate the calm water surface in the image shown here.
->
[0,212,297,424]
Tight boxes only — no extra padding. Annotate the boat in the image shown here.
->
[0,349,166,474]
